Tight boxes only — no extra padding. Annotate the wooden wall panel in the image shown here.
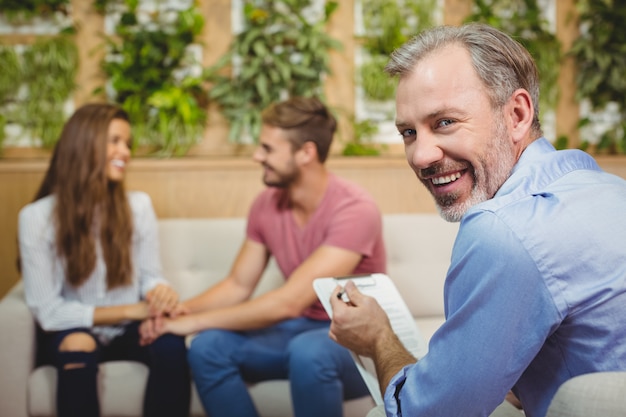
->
[0,162,47,299]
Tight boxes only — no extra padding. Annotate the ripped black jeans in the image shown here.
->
[37,321,190,417]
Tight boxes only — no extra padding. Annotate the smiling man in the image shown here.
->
[140,96,387,417]
[328,23,626,417]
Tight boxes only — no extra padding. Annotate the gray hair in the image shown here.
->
[385,23,542,137]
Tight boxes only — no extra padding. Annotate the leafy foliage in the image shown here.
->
[98,0,208,156]
[465,0,561,118]
[0,35,78,149]
[345,0,436,156]
[570,0,626,154]
[0,0,70,21]
[359,0,436,102]
[342,118,385,156]
[205,0,341,143]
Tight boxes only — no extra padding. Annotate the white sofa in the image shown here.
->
[0,213,459,417]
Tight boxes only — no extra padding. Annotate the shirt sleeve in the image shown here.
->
[19,200,94,331]
[384,210,561,417]
[323,198,382,258]
[246,192,267,245]
[130,192,169,297]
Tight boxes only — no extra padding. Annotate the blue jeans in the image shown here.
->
[39,322,191,417]
[187,318,369,417]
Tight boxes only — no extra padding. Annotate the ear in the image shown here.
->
[506,88,534,144]
[295,141,318,165]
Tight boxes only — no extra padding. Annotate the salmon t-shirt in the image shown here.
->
[246,174,387,320]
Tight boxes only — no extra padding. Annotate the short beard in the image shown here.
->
[437,118,516,222]
[262,162,299,188]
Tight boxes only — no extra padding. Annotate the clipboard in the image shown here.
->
[313,273,428,406]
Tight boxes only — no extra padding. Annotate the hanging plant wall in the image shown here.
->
[97,0,209,156]
[0,0,70,22]
[0,0,76,152]
[570,0,626,154]
[206,0,341,143]
[465,0,561,133]
[0,33,78,151]
[348,0,436,156]
[358,0,436,102]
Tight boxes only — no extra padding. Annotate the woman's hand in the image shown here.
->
[139,313,198,346]
[139,316,163,346]
[145,284,179,316]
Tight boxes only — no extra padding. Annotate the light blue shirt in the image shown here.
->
[385,138,626,417]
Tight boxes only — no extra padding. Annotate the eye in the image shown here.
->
[399,128,416,138]
[398,128,416,144]
[436,119,455,128]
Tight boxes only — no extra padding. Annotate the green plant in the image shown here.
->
[97,0,208,156]
[465,0,562,123]
[0,34,78,149]
[206,0,341,143]
[342,119,383,156]
[359,0,436,102]
[0,47,19,150]
[570,0,626,154]
[346,0,435,156]
[0,0,70,21]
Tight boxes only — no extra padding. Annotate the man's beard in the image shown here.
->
[262,162,300,188]
[436,119,516,222]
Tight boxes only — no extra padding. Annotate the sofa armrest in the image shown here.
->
[546,372,626,417]
[0,282,36,417]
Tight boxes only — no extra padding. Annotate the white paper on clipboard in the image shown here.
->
[313,273,428,406]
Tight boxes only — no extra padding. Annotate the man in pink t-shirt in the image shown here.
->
[141,97,386,417]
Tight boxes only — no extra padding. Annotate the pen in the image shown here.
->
[337,291,350,303]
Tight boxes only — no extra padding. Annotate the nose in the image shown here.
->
[119,141,131,158]
[252,146,265,163]
[406,132,444,170]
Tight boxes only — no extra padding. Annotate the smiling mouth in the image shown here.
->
[431,171,462,185]
[111,159,126,168]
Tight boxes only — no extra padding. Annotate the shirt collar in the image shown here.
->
[495,137,601,198]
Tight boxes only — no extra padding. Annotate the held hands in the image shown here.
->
[140,284,192,346]
[139,304,197,346]
[328,280,394,358]
[145,284,180,316]
[139,312,198,346]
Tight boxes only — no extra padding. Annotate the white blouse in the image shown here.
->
[18,191,169,343]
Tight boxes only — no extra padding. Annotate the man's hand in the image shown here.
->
[328,280,394,357]
[139,313,201,346]
[329,280,418,392]
[168,302,191,319]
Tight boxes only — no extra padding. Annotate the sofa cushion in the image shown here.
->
[157,214,457,318]
[158,218,284,301]
[381,214,458,318]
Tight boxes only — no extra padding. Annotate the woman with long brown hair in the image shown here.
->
[17,103,190,417]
